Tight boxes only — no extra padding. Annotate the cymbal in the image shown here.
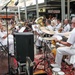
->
[63,32,70,36]
[40,27,46,30]
[64,35,69,38]
[40,27,55,35]
[42,37,55,40]
[63,32,70,38]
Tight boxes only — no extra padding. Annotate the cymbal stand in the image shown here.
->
[43,40,53,70]
[33,39,53,72]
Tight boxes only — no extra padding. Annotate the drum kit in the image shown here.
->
[34,17,70,74]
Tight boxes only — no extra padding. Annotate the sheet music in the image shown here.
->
[32,24,39,31]
[18,27,26,32]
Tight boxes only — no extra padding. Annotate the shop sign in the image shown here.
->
[48,10,60,13]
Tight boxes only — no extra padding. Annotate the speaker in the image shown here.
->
[14,32,34,63]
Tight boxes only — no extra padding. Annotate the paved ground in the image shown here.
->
[0,51,17,75]
[0,45,38,75]
[0,52,8,75]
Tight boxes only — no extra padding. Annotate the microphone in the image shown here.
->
[14,0,19,6]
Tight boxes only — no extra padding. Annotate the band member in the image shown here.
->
[0,22,14,56]
[52,17,75,68]
[45,19,54,31]
[54,19,62,31]
[59,19,71,33]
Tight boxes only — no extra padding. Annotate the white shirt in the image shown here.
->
[54,23,62,31]
[62,24,70,32]
[46,25,54,31]
[67,28,75,48]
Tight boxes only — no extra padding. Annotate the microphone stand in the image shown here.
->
[2,1,11,75]
[6,6,11,75]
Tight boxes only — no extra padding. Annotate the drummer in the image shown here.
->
[52,17,75,68]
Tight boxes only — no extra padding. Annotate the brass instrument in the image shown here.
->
[35,16,45,27]
[51,40,56,46]
[51,48,56,57]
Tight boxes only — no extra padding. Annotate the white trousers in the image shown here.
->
[55,46,75,67]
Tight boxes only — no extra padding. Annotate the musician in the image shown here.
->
[24,22,32,32]
[52,17,75,68]
[60,19,71,33]
[9,24,19,34]
[0,22,14,56]
[54,19,62,31]
[34,24,43,53]
[45,19,54,31]
[33,18,46,54]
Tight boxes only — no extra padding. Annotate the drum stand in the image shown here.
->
[34,39,54,73]
[43,40,55,70]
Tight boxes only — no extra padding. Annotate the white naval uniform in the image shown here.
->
[55,28,75,68]
[62,24,70,32]
[0,31,14,55]
[46,25,54,31]
[54,23,62,31]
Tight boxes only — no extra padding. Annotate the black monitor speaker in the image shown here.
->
[14,32,34,63]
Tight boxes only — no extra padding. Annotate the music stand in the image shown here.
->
[2,0,11,74]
